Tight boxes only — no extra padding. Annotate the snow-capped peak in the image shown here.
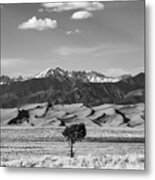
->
[35,67,67,79]
[34,67,127,83]
[35,67,54,78]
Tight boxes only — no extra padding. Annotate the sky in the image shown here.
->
[1,1,145,77]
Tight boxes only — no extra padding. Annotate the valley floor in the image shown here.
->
[0,103,145,169]
[1,126,145,169]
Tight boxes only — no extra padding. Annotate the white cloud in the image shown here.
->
[53,45,99,56]
[66,30,72,35]
[54,46,73,56]
[1,58,21,68]
[102,68,129,77]
[1,58,27,76]
[41,1,104,12]
[102,67,144,77]
[66,28,81,35]
[18,16,57,31]
[54,43,136,57]
[130,67,144,75]
[71,11,93,19]
[75,29,81,33]
[38,8,44,12]
[84,1,104,11]
[54,42,138,56]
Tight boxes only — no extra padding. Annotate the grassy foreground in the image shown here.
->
[1,127,145,170]
[1,153,144,170]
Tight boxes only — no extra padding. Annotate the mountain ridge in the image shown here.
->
[0,70,145,108]
[0,67,132,85]
[34,67,131,83]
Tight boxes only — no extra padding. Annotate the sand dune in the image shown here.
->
[1,102,144,129]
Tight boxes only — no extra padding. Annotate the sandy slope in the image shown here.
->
[1,102,144,129]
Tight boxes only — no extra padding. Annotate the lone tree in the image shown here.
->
[62,123,87,158]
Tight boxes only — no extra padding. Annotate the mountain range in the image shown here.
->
[0,67,131,85]
[34,67,131,83]
[0,67,145,108]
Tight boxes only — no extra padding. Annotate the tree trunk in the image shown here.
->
[70,140,74,158]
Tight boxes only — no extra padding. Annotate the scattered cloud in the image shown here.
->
[1,58,27,76]
[102,66,144,77]
[71,11,93,19]
[53,46,75,56]
[102,68,129,77]
[53,45,101,56]
[130,67,144,75]
[18,16,57,31]
[53,46,83,56]
[40,2,104,20]
[1,58,24,68]
[41,1,104,12]
[38,8,44,12]
[53,43,140,58]
[75,29,81,33]
[66,31,72,35]
[66,28,81,35]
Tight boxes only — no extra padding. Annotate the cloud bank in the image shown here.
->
[41,1,104,12]
[18,16,57,31]
[40,2,104,20]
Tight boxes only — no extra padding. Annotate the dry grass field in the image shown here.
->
[0,103,145,169]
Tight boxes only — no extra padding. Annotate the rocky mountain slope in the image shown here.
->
[34,67,131,83]
[0,68,145,108]
[0,67,131,85]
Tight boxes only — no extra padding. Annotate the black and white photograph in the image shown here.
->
[0,0,145,170]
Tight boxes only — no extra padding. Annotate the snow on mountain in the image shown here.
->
[85,71,121,83]
[0,75,25,85]
[34,67,124,83]
[35,67,66,78]
[1,67,131,85]
[35,67,54,78]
